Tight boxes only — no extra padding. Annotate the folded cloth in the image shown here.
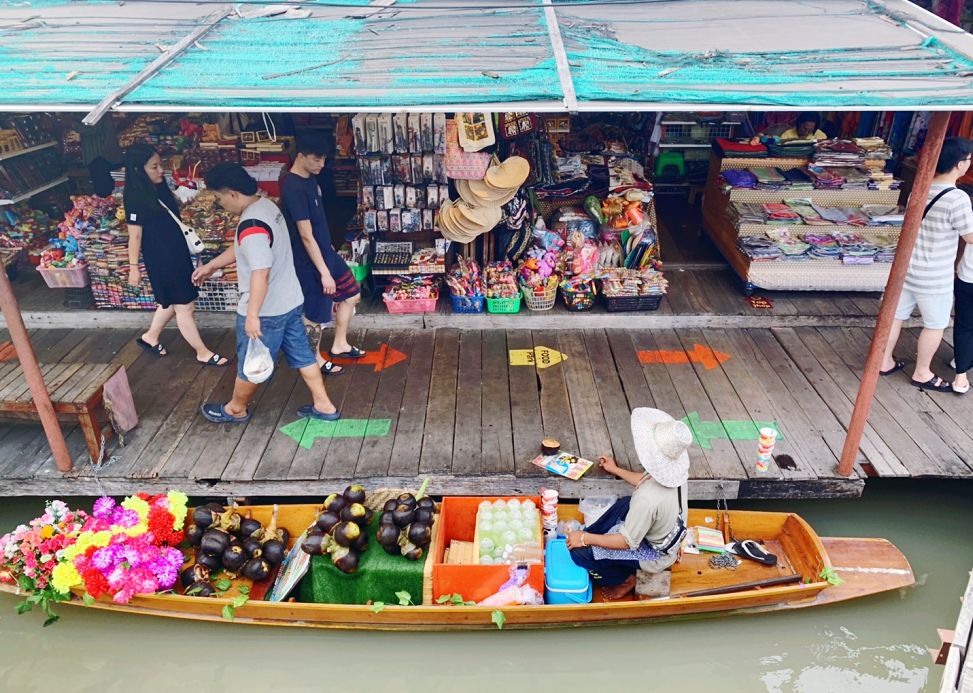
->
[714,138,767,158]
[721,169,758,189]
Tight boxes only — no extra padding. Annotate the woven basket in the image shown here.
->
[521,282,558,311]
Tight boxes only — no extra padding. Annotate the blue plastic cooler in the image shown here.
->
[544,538,592,605]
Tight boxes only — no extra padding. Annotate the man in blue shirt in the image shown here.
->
[281,133,363,376]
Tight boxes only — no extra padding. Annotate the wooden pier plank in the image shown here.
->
[556,330,613,474]
[506,330,544,477]
[451,330,483,476]
[479,330,514,475]
[419,329,459,475]
[533,329,579,459]
[387,329,434,477]
[355,330,414,477]
[584,329,639,472]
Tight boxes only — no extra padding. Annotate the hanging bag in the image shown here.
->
[243,336,274,383]
[159,199,204,255]
[444,119,491,180]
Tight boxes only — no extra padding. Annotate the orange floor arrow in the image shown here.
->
[329,343,408,373]
[0,341,15,362]
[637,343,730,370]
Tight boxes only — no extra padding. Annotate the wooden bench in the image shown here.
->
[0,361,119,464]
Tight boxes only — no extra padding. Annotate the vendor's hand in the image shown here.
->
[598,455,620,476]
[192,263,214,286]
[245,314,262,339]
[321,271,336,296]
[566,531,587,550]
[749,136,761,146]
[127,267,141,287]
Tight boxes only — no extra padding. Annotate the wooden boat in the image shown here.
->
[0,503,914,631]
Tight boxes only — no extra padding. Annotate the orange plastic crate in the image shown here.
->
[433,496,544,603]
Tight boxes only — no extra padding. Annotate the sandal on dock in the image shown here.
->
[728,540,778,566]
[136,337,167,357]
[330,346,366,359]
[297,404,340,421]
[911,376,951,393]
[197,353,230,367]
[880,360,905,376]
[321,360,344,376]
[200,403,251,424]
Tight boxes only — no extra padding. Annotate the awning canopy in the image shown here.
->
[1,0,972,119]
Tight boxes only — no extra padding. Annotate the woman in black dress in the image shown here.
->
[124,144,228,366]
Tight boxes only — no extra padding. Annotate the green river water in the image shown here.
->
[0,480,970,693]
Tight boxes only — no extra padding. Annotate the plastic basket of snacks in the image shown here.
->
[36,264,90,288]
[382,275,440,314]
[446,257,485,314]
[485,261,522,314]
[520,279,558,311]
[516,254,559,311]
[560,276,597,312]
[600,267,668,312]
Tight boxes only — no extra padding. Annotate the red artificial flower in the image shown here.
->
[82,568,110,599]
[136,492,152,501]
[168,530,185,546]
[147,506,177,545]
[85,545,99,559]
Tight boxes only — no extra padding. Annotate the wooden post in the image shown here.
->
[836,110,951,477]
[0,268,72,472]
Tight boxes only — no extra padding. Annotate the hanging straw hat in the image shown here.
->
[456,178,520,207]
[629,408,692,488]
[485,156,530,190]
[437,199,500,244]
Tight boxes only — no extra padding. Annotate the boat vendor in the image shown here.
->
[566,408,690,600]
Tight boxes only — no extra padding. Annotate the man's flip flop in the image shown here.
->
[198,353,230,367]
[728,540,778,566]
[297,404,341,421]
[321,360,344,376]
[331,346,366,359]
[136,338,167,357]
[200,403,251,424]
[880,360,905,376]
[911,376,952,393]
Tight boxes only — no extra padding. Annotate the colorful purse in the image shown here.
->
[444,119,491,180]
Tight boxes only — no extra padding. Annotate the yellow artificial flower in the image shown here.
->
[40,526,54,539]
[121,496,150,523]
[51,562,81,595]
[167,491,189,531]
[122,522,147,538]
[63,530,112,560]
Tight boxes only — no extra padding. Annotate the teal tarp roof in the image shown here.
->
[1,0,972,116]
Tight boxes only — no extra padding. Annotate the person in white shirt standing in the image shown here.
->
[881,137,973,392]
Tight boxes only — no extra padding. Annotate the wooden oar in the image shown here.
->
[681,573,803,598]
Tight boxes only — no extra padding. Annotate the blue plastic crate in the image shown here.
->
[450,293,485,314]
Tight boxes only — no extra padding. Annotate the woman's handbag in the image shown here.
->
[159,200,204,255]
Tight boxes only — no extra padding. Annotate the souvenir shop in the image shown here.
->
[1,110,970,316]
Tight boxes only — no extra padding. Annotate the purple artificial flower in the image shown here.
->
[92,545,120,571]
[111,508,140,529]
[154,563,178,590]
[92,497,116,520]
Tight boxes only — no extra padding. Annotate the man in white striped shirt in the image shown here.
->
[881,137,973,392]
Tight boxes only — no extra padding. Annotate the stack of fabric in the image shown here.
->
[854,137,893,171]
[713,138,767,158]
[807,165,846,189]
[762,203,800,222]
[867,170,901,191]
[766,228,810,260]
[738,236,782,261]
[778,168,815,191]
[810,204,868,226]
[785,199,833,226]
[751,166,788,191]
[862,205,904,225]
[872,234,898,262]
[804,234,842,258]
[834,232,878,264]
[721,169,758,189]
[813,139,865,167]
[728,202,767,225]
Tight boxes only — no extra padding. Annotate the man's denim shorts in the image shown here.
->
[236,304,317,382]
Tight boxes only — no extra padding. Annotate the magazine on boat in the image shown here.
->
[531,452,594,480]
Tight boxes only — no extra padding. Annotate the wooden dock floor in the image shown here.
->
[0,324,970,499]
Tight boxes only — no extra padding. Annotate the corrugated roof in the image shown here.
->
[0,0,971,115]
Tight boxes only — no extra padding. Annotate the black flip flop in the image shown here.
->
[880,360,905,376]
[911,376,952,393]
[331,346,366,359]
[136,337,167,357]
[321,360,344,376]
[197,353,229,368]
[729,540,778,566]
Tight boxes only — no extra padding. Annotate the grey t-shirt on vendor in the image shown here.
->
[620,477,686,550]
[234,197,304,317]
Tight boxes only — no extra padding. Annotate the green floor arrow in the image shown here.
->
[280,417,392,449]
[680,412,783,450]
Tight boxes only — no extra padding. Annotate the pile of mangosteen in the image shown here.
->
[301,484,373,574]
[181,502,290,597]
[375,492,435,561]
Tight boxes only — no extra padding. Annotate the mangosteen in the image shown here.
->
[417,497,435,512]
[242,537,262,558]
[379,512,396,527]
[340,503,368,525]
[376,524,400,548]
[262,539,287,566]
[332,521,361,547]
[241,557,271,582]
[363,508,375,525]
[408,522,432,548]
[383,499,398,513]
[180,563,211,588]
[302,531,331,556]
[351,533,369,553]
[200,529,231,557]
[315,511,340,534]
[278,528,291,546]
[195,550,221,573]
[343,484,367,505]
[392,504,415,528]
[331,547,360,574]
[401,542,423,561]
[382,542,400,556]
[413,507,434,527]
[185,581,215,598]
[192,506,219,530]
[185,524,204,547]
[396,493,417,511]
[322,493,348,515]
[239,516,262,539]
[222,545,247,574]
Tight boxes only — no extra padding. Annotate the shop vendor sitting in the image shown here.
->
[750,112,829,145]
[566,408,690,600]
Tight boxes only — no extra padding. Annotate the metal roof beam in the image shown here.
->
[81,5,233,126]
[541,0,577,112]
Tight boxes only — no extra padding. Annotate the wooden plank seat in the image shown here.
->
[0,360,119,465]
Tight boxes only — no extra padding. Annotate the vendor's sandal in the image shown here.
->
[912,376,952,393]
[200,403,251,424]
[728,540,778,566]
[197,353,229,367]
[952,381,970,395]
[330,345,366,359]
[320,360,344,376]
[136,337,167,357]
[600,574,636,601]
[880,360,905,376]
[297,404,341,421]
